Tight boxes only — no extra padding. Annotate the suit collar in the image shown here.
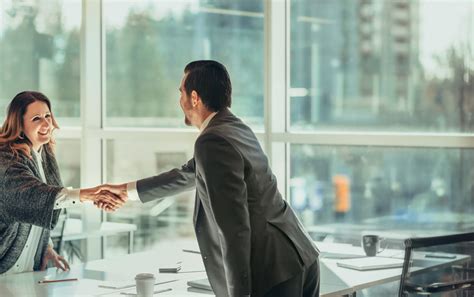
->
[202,108,234,132]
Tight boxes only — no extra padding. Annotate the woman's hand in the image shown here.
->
[92,184,128,212]
[79,186,125,212]
[40,245,70,271]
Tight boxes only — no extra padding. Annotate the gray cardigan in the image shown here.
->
[0,145,63,274]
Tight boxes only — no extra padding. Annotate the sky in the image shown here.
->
[419,0,473,77]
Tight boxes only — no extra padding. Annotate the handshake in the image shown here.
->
[79,184,128,212]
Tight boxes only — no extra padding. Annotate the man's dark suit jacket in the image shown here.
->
[135,108,319,297]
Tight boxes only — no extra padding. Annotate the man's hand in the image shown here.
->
[80,184,127,212]
[40,245,70,271]
[95,184,128,202]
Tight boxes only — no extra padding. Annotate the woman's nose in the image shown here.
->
[40,118,51,127]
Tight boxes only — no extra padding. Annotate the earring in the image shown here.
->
[18,132,25,140]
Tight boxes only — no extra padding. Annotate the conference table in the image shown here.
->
[0,239,468,296]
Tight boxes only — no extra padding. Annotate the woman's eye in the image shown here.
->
[45,114,51,118]
[32,117,40,121]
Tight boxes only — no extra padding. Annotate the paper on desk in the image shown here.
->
[337,257,404,271]
[98,278,178,289]
[98,281,135,289]
[120,288,172,296]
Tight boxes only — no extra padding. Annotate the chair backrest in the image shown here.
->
[399,232,474,297]
[51,209,69,255]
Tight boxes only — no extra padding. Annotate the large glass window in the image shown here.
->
[54,138,81,222]
[105,139,195,254]
[55,139,81,188]
[290,144,474,241]
[290,0,473,132]
[0,0,81,126]
[104,0,264,129]
[3,1,473,279]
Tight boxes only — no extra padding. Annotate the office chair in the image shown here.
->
[399,232,474,297]
[51,209,68,254]
[51,209,84,262]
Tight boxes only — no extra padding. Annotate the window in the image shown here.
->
[290,144,474,234]
[4,1,472,275]
[104,0,264,129]
[287,0,474,240]
[289,0,473,132]
[105,139,195,254]
[55,139,81,188]
[0,0,81,126]
[101,0,264,255]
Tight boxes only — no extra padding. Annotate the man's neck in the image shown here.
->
[197,110,215,129]
[198,110,218,132]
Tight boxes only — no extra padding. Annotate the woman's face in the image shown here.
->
[22,101,53,151]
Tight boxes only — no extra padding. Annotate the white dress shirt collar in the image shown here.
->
[32,147,43,162]
[199,112,217,133]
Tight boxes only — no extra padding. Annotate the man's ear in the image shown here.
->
[191,90,199,107]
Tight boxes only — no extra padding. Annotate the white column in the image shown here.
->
[80,0,104,261]
[265,0,289,198]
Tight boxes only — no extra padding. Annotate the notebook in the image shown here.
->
[187,278,213,291]
[337,257,404,271]
[320,251,365,260]
[159,261,182,273]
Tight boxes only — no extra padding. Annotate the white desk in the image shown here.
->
[318,242,405,297]
[0,240,468,296]
[318,242,471,297]
[52,218,137,254]
[0,242,209,297]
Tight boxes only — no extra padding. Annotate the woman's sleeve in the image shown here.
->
[2,160,63,229]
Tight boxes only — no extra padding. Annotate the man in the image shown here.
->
[101,60,320,297]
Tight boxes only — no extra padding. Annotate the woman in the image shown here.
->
[0,91,122,275]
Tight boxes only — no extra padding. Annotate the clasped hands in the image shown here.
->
[80,183,128,212]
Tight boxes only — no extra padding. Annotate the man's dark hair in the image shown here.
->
[184,60,232,112]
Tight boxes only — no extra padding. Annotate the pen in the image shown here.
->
[38,278,78,284]
[182,249,201,254]
[178,270,206,273]
[159,266,181,273]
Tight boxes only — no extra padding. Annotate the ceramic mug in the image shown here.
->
[135,273,155,297]
[362,235,384,257]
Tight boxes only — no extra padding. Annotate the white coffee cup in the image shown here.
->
[135,273,155,297]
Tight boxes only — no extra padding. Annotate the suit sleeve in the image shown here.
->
[2,160,63,229]
[136,158,196,203]
[195,134,251,297]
